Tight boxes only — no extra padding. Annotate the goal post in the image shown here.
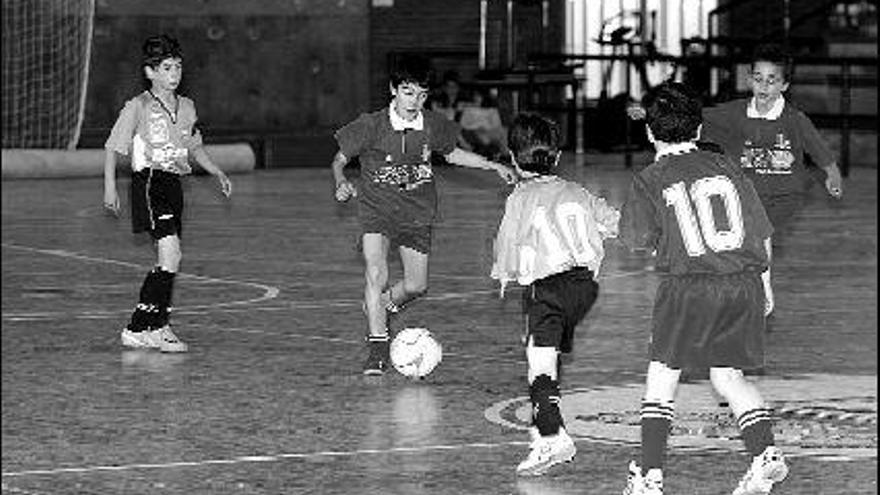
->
[2,0,95,150]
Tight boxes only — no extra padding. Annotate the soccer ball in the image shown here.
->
[390,327,442,378]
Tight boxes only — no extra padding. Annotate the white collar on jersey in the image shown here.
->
[655,142,698,161]
[388,105,424,131]
[747,95,785,120]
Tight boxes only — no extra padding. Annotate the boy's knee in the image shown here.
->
[709,367,744,394]
[644,361,680,402]
[156,237,181,272]
[364,265,388,287]
[526,342,558,381]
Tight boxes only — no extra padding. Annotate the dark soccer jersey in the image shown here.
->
[334,109,459,223]
[619,149,773,275]
[701,99,836,197]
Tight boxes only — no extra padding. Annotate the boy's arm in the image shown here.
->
[490,195,521,297]
[444,147,517,184]
[103,100,137,215]
[618,176,659,252]
[192,147,232,197]
[331,150,357,202]
[332,114,371,202]
[103,151,120,216]
[822,162,843,198]
[590,193,621,239]
[798,112,843,198]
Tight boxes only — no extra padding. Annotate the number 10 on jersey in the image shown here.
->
[663,176,745,258]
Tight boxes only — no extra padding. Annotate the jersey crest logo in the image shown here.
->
[147,114,169,144]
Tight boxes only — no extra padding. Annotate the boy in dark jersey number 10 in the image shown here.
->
[629,44,844,320]
[619,82,787,495]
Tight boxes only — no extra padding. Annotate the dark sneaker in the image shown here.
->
[363,334,390,376]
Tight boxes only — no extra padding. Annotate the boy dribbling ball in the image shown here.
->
[330,54,517,375]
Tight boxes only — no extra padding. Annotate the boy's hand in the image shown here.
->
[626,103,646,120]
[335,180,357,202]
[824,164,843,199]
[217,172,232,198]
[495,164,519,185]
[103,189,120,217]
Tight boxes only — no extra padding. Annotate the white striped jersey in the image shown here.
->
[491,175,620,293]
[105,91,203,175]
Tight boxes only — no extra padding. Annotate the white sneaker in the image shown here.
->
[516,427,576,476]
[623,461,663,495]
[152,325,188,353]
[732,446,789,495]
[121,328,161,349]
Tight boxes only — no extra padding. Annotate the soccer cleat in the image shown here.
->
[121,327,161,349]
[622,461,663,495]
[363,334,391,375]
[152,325,188,353]
[732,446,789,495]
[516,427,576,476]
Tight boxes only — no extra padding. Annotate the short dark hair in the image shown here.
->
[643,81,702,144]
[751,43,793,81]
[390,54,431,88]
[508,113,560,174]
[142,34,182,68]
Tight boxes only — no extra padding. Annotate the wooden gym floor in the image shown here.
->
[2,155,876,494]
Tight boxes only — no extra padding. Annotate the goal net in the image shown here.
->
[2,0,95,150]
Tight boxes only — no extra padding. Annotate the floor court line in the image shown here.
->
[1,242,280,310]
[0,289,500,321]
[5,430,863,480]
[0,440,532,478]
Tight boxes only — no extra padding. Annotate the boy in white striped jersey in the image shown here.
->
[491,113,620,476]
[103,34,232,352]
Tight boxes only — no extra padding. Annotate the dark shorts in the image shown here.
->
[650,271,765,370]
[130,169,184,240]
[358,184,436,254]
[522,267,599,353]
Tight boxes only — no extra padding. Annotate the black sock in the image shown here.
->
[530,374,563,436]
[641,400,674,471]
[738,408,775,457]
[153,268,176,327]
[128,303,158,332]
[128,268,175,331]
